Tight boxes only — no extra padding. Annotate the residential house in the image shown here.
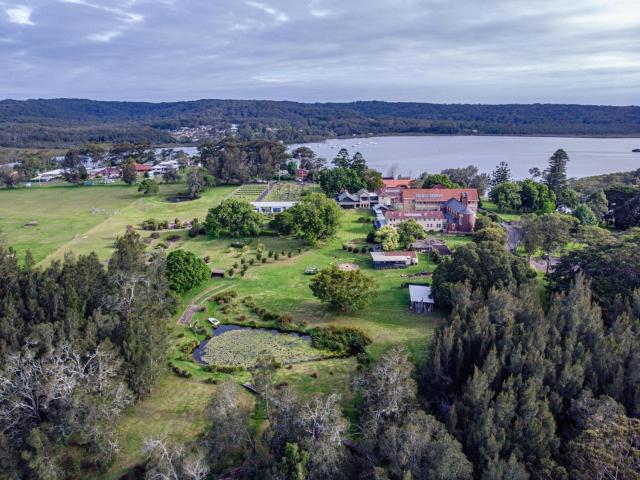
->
[133,163,152,175]
[409,285,435,313]
[31,169,64,182]
[370,251,418,269]
[336,189,379,208]
[151,160,180,177]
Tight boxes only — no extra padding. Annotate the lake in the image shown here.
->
[290,136,640,179]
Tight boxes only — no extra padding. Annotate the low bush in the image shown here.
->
[167,234,181,242]
[142,218,160,230]
[150,232,161,239]
[212,290,238,303]
[309,326,372,355]
[170,364,192,378]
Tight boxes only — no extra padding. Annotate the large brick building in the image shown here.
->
[381,188,479,233]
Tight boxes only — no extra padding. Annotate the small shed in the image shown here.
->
[211,269,225,278]
[409,285,435,313]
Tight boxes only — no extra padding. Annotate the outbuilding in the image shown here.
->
[409,285,435,313]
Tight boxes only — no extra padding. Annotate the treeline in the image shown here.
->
[0,229,176,478]
[2,98,639,147]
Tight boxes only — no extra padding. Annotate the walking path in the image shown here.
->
[177,283,234,325]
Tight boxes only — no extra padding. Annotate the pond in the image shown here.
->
[192,325,313,366]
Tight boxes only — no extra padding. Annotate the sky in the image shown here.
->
[1,0,639,104]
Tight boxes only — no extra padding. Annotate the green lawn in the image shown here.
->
[1,184,446,477]
[481,199,523,222]
[0,182,235,264]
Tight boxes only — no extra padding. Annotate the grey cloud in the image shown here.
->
[0,0,638,104]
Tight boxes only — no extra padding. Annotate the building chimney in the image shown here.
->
[460,191,468,206]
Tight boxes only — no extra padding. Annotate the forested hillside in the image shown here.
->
[1,98,639,147]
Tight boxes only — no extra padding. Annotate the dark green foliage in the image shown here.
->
[319,166,366,196]
[270,192,341,244]
[548,230,640,316]
[441,165,491,196]
[61,149,88,185]
[137,178,159,195]
[204,198,263,237]
[4,99,639,148]
[199,137,288,184]
[491,161,511,186]
[0,229,175,478]
[309,326,372,355]
[415,172,456,189]
[432,236,534,309]
[422,274,640,478]
[121,162,137,185]
[396,219,426,246]
[544,149,569,198]
[604,185,640,229]
[166,249,210,293]
[489,179,556,213]
[572,203,598,225]
[309,265,378,312]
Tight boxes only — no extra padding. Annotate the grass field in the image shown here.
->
[481,199,523,222]
[1,183,449,477]
[0,182,235,264]
[262,181,320,201]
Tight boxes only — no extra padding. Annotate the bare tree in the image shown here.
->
[143,437,209,480]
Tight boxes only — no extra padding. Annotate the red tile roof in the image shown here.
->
[133,163,151,172]
[379,250,417,259]
[386,211,444,221]
[401,188,479,203]
[382,179,413,188]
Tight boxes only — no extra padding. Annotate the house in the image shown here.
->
[385,210,446,232]
[377,178,413,206]
[370,251,418,269]
[296,168,308,182]
[251,201,297,214]
[409,285,435,313]
[336,189,379,208]
[31,169,64,182]
[89,167,121,179]
[151,160,180,177]
[133,163,152,175]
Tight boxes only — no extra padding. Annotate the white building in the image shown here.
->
[251,201,297,214]
[151,160,180,177]
[31,169,64,182]
[384,210,446,233]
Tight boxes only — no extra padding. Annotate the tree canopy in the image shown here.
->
[204,199,263,238]
[166,249,210,293]
[270,192,341,245]
[309,265,378,312]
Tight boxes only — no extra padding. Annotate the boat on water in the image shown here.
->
[632,148,640,153]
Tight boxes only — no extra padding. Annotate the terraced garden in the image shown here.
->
[262,181,320,201]
[228,183,267,201]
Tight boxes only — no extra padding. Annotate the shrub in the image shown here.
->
[212,290,238,303]
[268,250,274,258]
[343,244,349,250]
[261,257,267,264]
[309,326,372,355]
[274,253,280,260]
[171,364,192,378]
[287,251,292,258]
[150,232,161,239]
[249,258,256,265]
[240,257,246,265]
[167,234,181,242]
[166,249,210,294]
[227,268,235,277]
[204,256,210,263]
[142,218,159,230]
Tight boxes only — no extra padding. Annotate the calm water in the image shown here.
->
[290,136,640,179]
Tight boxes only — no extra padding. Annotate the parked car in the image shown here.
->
[208,317,220,328]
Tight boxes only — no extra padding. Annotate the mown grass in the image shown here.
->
[482,199,523,222]
[0,182,235,264]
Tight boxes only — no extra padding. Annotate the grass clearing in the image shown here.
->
[481,199,523,222]
[0,182,235,264]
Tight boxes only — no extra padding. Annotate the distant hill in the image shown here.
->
[1,98,639,148]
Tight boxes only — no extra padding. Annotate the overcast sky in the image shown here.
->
[1,0,639,104]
